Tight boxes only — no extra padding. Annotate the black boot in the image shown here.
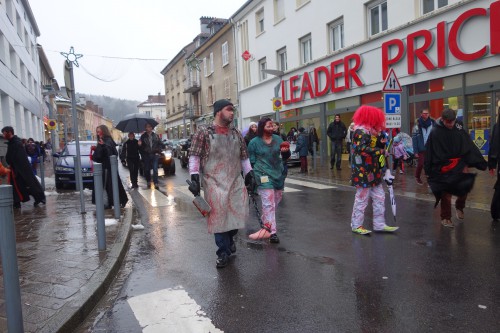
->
[216,253,229,268]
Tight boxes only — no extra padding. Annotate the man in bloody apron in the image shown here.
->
[188,99,256,268]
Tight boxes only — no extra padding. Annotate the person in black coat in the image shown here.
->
[327,114,347,170]
[424,109,487,228]
[1,126,45,208]
[120,132,140,188]
[92,125,128,209]
[488,109,500,225]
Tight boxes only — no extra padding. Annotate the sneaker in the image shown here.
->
[375,225,399,232]
[415,178,424,185]
[216,253,228,268]
[456,209,464,220]
[269,233,280,244]
[441,219,454,228]
[352,226,372,235]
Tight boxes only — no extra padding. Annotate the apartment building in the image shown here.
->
[0,0,43,141]
[137,94,167,136]
[232,0,500,158]
[162,16,238,138]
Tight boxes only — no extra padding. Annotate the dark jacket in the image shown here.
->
[244,131,257,146]
[5,135,45,204]
[139,132,164,155]
[424,119,487,205]
[92,136,128,208]
[308,129,319,153]
[327,121,347,142]
[295,132,309,157]
[120,138,140,160]
[412,117,436,153]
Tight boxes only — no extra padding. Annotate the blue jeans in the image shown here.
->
[330,141,342,168]
[142,153,159,184]
[214,229,238,257]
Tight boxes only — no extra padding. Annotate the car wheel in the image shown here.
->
[170,161,176,175]
[181,159,188,168]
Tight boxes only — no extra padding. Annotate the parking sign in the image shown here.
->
[384,93,401,114]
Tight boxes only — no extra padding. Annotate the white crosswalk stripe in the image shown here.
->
[285,178,337,189]
[128,287,223,333]
[137,188,176,207]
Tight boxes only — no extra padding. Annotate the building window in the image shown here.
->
[368,0,388,36]
[259,57,267,81]
[203,57,208,77]
[296,0,310,9]
[224,77,231,99]
[422,0,448,14]
[222,42,229,66]
[207,86,215,105]
[274,0,285,23]
[277,47,287,72]
[300,34,312,64]
[209,52,214,74]
[328,18,344,52]
[256,8,265,35]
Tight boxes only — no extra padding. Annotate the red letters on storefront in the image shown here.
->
[382,5,496,79]
[282,4,498,106]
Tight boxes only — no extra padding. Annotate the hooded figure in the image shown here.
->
[244,121,258,146]
[424,109,487,228]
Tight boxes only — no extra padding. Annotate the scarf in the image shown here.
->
[418,117,432,129]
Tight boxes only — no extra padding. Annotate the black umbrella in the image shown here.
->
[115,113,159,133]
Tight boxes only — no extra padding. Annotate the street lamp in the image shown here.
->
[261,69,284,123]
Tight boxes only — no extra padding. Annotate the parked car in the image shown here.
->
[53,141,95,189]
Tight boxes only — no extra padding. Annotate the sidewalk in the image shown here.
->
[287,155,492,211]
[0,162,133,333]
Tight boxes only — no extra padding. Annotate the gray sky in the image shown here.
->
[29,0,245,102]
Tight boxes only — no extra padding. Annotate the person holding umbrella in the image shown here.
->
[350,106,399,235]
[138,123,164,190]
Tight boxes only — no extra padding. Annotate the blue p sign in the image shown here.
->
[384,93,401,114]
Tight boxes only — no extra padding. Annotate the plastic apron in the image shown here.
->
[202,131,248,234]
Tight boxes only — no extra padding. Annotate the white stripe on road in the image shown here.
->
[127,287,223,333]
[285,178,336,190]
[137,188,176,207]
[175,185,301,198]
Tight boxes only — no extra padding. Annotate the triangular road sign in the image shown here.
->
[382,68,402,92]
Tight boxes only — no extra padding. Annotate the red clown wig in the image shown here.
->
[352,105,386,132]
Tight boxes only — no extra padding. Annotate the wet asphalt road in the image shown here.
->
[76,161,500,333]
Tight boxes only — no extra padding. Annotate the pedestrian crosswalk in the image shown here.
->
[128,287,223,332]
[137,178,336,206]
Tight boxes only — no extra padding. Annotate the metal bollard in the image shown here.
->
[110,155,120,219]
[93,163,106,251]
[39,157,45,191]
[73,156,80,191]
[0,185,24,333]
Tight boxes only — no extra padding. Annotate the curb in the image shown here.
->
[39,206,134,333]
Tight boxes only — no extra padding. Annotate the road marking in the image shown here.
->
[175,185,301,198]
[137,188,176,207]
[285,178,336,189]
[127,287,223,333]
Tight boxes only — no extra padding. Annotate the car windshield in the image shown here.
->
[64,143,94,156]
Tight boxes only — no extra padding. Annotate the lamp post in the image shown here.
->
[261,69,284,123]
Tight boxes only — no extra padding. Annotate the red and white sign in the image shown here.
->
[382,69,402,92]
[278,2,500,106]
[242,50,252,61]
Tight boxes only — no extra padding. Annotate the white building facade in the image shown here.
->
[232,0,500,158]
[0,0,43,141]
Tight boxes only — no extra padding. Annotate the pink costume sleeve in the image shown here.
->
[189,155,200,175]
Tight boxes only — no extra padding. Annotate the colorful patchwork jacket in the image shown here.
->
[350,127,385,188]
